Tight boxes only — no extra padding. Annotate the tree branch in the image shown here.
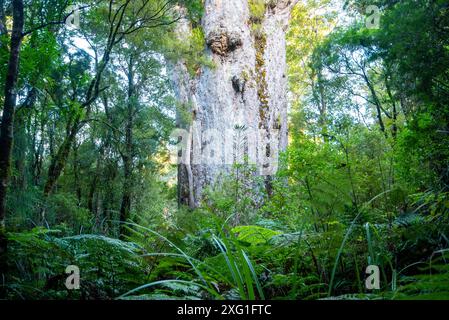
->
[22,4,91,37]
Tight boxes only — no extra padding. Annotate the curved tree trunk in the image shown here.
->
[0,0,24,284]
[170,0,297,207]
[119,55,135,238]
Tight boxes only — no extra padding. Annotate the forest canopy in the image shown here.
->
[0,0,448,301]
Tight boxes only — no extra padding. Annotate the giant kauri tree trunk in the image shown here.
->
[170,0,298,208]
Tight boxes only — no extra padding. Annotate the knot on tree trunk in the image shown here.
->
[206,30,242,56]
[232,75,246,93]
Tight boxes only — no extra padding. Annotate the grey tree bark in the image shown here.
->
[170,0,298,208]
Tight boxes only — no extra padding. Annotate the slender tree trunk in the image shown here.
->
[104,163,118,236]
[31,114,44,186]
[119,56,135,237]
[13,88,37,190]
[363,73,387,135]
[44,119,80,196]
[0,0,6,36]
[13,114,27,190]
[88,155,101,214]
[0,0,24,280]
[317,73,328,139]
[73,141,82,205]
[384,72,398,140]
[311,70,329,141]
[170,0,297,207]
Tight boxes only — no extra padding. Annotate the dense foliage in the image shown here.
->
[0,0,448,300]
